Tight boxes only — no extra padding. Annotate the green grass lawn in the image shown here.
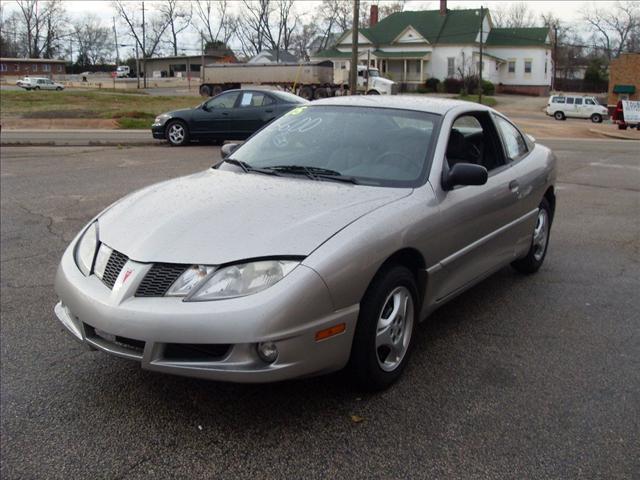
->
[0,90,200,128]
[456,94,498,107]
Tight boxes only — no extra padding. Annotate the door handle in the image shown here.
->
[509,180,520,193]
[265,109,274,113]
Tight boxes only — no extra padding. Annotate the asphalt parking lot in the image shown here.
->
[1,140,638,479]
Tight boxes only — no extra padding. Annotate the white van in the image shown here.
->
[546,95,609,123]
[115,65,130,78]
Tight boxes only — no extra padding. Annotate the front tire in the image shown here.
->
[554,111,565,121]
[512,198,552,274]
[165,120,189,146]
[366,89,380,95]
[347,264,418,391]
[590,113,602,123]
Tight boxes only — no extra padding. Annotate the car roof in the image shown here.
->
[310,95,491,115]
[215,88,308,104]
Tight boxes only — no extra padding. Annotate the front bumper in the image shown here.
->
[54,244,359,383]
[151,124,166,139]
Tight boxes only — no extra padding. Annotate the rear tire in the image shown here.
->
[199,85,211,97]
[367,90,380,95]
[34,86,40,91]
[313,87,329,99]
[165,120,190,146]
[554,111,565,121]
[56,87,63,91]
[347,264,418,392]
[212,85,223,96]
[512,198,552,274]
[299,86,313,100]
[590,113,602,123]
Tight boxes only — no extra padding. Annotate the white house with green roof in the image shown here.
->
[311,3,553,96]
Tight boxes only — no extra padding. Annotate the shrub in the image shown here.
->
[443,77,463,93]
[424,77,440,93]
[481,80,495,95]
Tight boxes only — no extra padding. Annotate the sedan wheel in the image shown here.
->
[591,113,603,123]
[512,198,552,274]
[166,121,189,146]
[348,264,418,391]
[375,286,414,372]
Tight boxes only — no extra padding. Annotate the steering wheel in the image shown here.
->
[373,151,421,172]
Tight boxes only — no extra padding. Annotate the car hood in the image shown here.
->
[98,169,411,265]
[166,108,196,118]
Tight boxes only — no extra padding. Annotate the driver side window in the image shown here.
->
[446,113,506,172]
[206,92,240,109]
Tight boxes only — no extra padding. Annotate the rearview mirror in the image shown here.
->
[442,163,488,191]
[221,143,239,159]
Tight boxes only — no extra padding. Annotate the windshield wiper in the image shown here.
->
[222,158,281,176]
[265,165,359,184]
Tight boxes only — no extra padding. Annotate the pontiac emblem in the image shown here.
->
[122,269,134,284]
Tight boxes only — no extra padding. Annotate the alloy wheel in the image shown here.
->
[533,208,549,261]
[168,123,185,144]
[375,286,414,372]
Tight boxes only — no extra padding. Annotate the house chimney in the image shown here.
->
[440,0,447,16]
[370,4,379,27]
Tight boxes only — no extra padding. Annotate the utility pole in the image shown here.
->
[349,0,359,95]
[113,17,120,66]
[200,31,204,84]
[136,42,140,89]
[142,1,146,88]
[479,5,484,104]
[552,23,558,92]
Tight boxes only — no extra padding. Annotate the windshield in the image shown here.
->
[368,69,380,77]
[227,105,439,187]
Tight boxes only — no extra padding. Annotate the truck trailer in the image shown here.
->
[200,61,397,98]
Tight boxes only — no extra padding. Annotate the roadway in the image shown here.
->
[1,139,638,478]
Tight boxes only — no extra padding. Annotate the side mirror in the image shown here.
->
[201,103,209,112]
[220,143,239,159]
[442,163,488,191]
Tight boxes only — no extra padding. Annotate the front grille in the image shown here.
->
[135,263,188,297]
[84,323,145,353]
[163,343,231,361]
[101,249,129,289]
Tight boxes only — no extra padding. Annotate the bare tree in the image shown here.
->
[491,1,537,28]
[195,0,237,47]
[113,1,171,58]
[72,14,111,65]
[583,1,640,59]
[158,0,192,56]
[14,0,67,58]
[236,0,272,57]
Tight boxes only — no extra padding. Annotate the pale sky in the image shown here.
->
[1,0,614,58]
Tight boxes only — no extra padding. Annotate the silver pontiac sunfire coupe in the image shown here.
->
[55,96,556,391]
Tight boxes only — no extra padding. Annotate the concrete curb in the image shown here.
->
[588,129,639,141]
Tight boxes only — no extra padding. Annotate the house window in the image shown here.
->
[415,60,420,73]
[447,57,455,77]
[0,63,6,72]
[57,64,64,72]
[31,64,37,72]
[42,64,50,72]
[524,60,532,74]
[508,60,516,74]
[544,60,548,75]
[381,60,387,73]
[14,64,19,71]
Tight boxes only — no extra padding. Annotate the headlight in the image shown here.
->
[168,260,300,301]
[154,114,170,124]
[74,222,98,276]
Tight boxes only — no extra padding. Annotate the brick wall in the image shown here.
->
[607,53,640,106]
[0,61,66,78]
[496,84,549,96]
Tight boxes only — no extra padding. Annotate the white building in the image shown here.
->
[312,1,553,96]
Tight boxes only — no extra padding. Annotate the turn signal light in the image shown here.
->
[315,323,346,342]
